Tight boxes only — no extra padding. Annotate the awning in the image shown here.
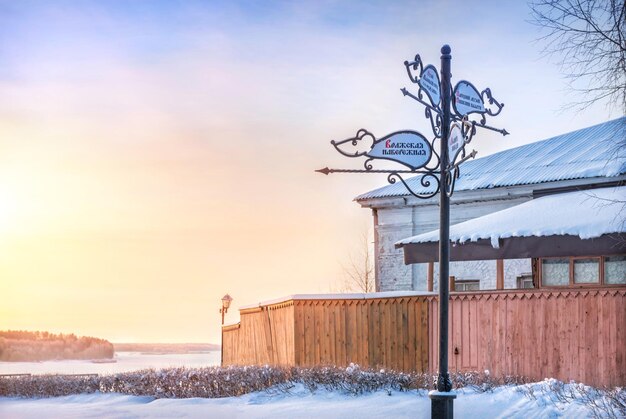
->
[396,186,626,263]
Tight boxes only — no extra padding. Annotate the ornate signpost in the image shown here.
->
[317,45,507,418]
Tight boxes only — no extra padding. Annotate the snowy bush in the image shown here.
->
[1,366,623,416]
[289,364,428,395]
[0,367,526,399]
[97,366,292,398]
[0,375,100,398]
[515,380,626,419]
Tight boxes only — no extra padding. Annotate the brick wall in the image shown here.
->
[374,196,532,291]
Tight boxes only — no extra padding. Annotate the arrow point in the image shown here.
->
[315,167,331,175]
[502,129,510,136]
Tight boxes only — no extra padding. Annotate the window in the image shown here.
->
[516,274,534,289]
[541,258,569,286]
[605,255,626,284]
[573,258,600,284]
[454,280,480,291]
[539,255,626,287]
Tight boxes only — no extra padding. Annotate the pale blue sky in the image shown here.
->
[0,1,617,342]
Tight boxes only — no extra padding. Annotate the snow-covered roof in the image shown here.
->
[396,186,626,249]
[357,117,626,201]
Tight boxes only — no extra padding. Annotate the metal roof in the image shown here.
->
[356,117,626,201]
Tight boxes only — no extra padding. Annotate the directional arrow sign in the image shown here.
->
[452,80,485,116]
[418,65,441,108]
[448,123,464,167]
[366,130,432,170]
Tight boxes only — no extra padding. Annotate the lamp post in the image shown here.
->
[316,44,506,418]
[430,44,455,419]
[219,293,233,366]
[220,294,233,325]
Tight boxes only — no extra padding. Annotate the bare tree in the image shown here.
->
[339,229,375,293]
[529,0,626,112]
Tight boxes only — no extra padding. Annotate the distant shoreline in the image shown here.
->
[113,343,220,354]
[0,330,114,362]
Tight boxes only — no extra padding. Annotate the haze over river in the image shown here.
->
[0,352,220,375]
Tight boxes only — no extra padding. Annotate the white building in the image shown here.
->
[356,117,626,292]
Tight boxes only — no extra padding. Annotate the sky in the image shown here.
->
[0,0,618,344]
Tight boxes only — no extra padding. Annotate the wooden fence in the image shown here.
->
[223,288,626,387]
[222,303,295,366]
[222,295,430,372]
[429,288,626,387]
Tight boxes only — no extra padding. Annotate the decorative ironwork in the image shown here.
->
[317,48,508,200]
[401,87,444,139]
[403,54,423,84]
[329,128,374,159]
[388,170,441,200]
[331,129,433,171]
[400,54,446,139]
[450,80,508,136]
[481,87,505,117]
[320,128,442,199]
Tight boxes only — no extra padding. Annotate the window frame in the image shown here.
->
[516,274,534,289]
[537,254,626,288]
[454,279,480,292]
[604,254,626,285]
[539,257,571,287]
[571,256,601,285]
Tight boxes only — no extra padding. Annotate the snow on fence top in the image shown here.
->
[396,186,626,249]
[357,117,626,201]
[238,291,436,310]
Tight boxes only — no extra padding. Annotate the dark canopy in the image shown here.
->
[395,187,626,264]
[398,234,625,264]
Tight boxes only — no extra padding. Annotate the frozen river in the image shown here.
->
[0,351,221,375]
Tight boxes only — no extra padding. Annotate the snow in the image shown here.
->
[427,390,457,397]
[0,382,602,418]
[0,352,220,375]
[357,117,626,201]
[239,291,437,310]
[396,186,626,248]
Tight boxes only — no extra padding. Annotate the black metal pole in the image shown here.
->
[429,44,456,419]
[220,308,225,366]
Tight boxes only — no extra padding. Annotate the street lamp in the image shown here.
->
[219,293,233,367]
[219,294,233,325]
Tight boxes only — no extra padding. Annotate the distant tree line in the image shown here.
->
[0,330,114,362]
[113,343,219,354]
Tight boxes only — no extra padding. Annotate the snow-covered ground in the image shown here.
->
[0,352,220,375]
[0,382,599,418]
[1,359,620,417]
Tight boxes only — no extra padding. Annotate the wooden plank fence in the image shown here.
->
[429,288,626,387]
[222,303,295,366]
[223,295,429,372]
[223,288,626,386]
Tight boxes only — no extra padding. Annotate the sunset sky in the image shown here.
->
[0,0,617,343]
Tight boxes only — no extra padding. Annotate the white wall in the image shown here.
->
[373,193,532,291]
